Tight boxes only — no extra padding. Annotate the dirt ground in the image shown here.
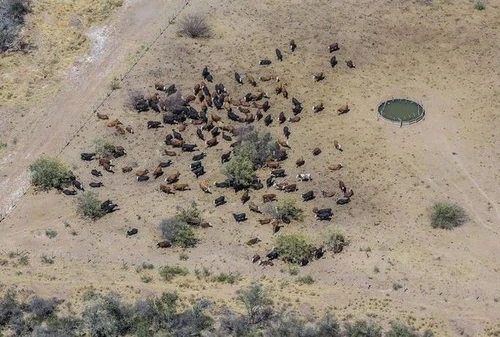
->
[1,0,500,335]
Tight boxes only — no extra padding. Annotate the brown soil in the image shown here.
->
[1,0,500,335]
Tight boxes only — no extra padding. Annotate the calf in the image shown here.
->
[262,194,277,203]
[276,48,283,61]
[173,183,190,191]
[289,39,297,52]
[122,166,133,173]
[312,103,324,113]
[214,196,226,207]
[246,74,257,86]
[334,140,343,151]
[312,148,321,156]
[336,197,350,205]
[157,240,172,248]
[233,213,247,222]
[297,173,312,181]
[81,153,96,161]
[160,184,174,194]
[339,180,347,193]
[329,43,339,53]
[147,121,162,129]
[283,126,291,139]
[346,60,355,68]
[296,157,305,167]
[259,59,272,65]
[271,169,286,178]
[126,228,138,237]
[192,152,206,161]
[259,260,274,267]
[91,169,102,177]
[301,190,315,201]
[89,182,103,188]
[246,237,261,246]
[344,188,354,198]
[249,202,262,213]
[182,143,197,152]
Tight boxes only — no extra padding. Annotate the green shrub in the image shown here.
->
[430,202,467,229]
[344,319,382,337]
[76,191,104,220]
[28,157,71,191]
[385,322,420,337]
[213,272,241,284]
[176,201,202,226]
[158,265,189,281]
[235,127,274,168]
[276,198,303,221]
[40,254,54,265]
[275,233,313,265]
[296,275,314,285]
[93,138,116,157]
[222,153,256,186]
[45,230,57,239]
[324,228,348,253]
[177,13,210,38]
[158,218,197,248]
[474,0,485,10]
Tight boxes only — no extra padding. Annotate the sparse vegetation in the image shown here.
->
[177,13,210,38]
[474,0,485,10]
[236,283,273,324]
[275,233,314,265]
[17,254,29,266]
[176,201,202,226]
[275,198,303,222]
[374,266,380,273]
[163,91,184,111]
[430,202,467,229]
[344,320,382,337]
[0,0,30,53]
[296,275,314,285]
[109,77,120,90]
[45,229,57,239]
[28,157,72,191]
[324,228,348,253]
[213,272,241,284]
[76,191,104,220]
[392,282,403,291]
[40,254,55,264]
[140,275,153,283]
[158,265,189,281]
[179,252,189,261]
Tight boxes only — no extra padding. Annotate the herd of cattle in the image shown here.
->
[69,39,356,266]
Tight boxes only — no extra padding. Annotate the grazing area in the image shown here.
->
[1,0,500,336]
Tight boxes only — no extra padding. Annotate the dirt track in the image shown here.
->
[1,0,500,335]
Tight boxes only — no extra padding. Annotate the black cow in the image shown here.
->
[271,169,286,178]
[235,72,243,84]
[182,143,197,152]
[147,121,162,129]
[230,140,241,148]
[193,166,205,178]
[159,160,172,168]
[202,86,210,96]
[72,180,84,191]
[301,190,315,201]
[172,129,183,140]
[191,161,202,170]
[266,250,279,260]
[134,100,149,112]
[163,115,178,125]
[137,175,149,182]
[221,152,231,164]
[81,153,96,161]
[165,84,176,95]
[157,240,172,248]
[211,127,220,137]
[101,200,118,213]
[233,213,247,222]
[292,104,303,115]
[292,97,302,107]
[276,48,283,61]
[330,56,338,68]
[126,228,138,236]
[316,213,332,221]
[283,126,291,139]
[196,128,205,141]
[214,180,232,188]
[186,107,200,119]
[62,189,77,196]
[112,148,126,158]
[228,111,242,122]
[192,152,206,161]
[222,133,232,142]
[202,66,210,79]
[266,176,275,188]
[91,169,102,177]
[89,182,103,188]
[336,197,351,205]
[213,96,224,110]
[264,114,272,126]
[259,59,272,65]
[214,196,226,207]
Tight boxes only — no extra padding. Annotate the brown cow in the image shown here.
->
[312,102,324,113]
[164,150,177,156]
[173,183,190,191]
[125,126,134,134]
[238,106,250,114]
[241,190,250,204]
[265,160,280,169]
[152,166,163,179]
[274,181,289,191]
[282,86,288,99]
[157,240,172,248]
[289,116,301,123]
[275,83,282,95]
[183,94,196,103]
[344,188,354,198]
[160,184,174,194]
[155,82,165,91]
[170,139,184,148]
[122,166,133,173]
[339,180,346,193]
[283,184,297,192]
[259,75,273,82]
[337,104,350,115]
[256,109,263,121]
[262,194,277,203]
[328,163,343,171]
[296,157,305,167]
[246,74,257,86]
[259,260,274,267]
[252,254,261,263]
[278,137,290,148]
[115,125,125,135]
[199,181,211,193]
[97,112,109,120]
[106,119,122,127]
[177,123,186,132]
[136,168,149,177]
[313,72,324,82]
[99,158,112,167]
[244,113,255,123]
[246,237,261,246]
[334,140,342,152]
[211,113,221,122]
[258,218,272,225]
[193,83,201,95]
[206,137,218,148]
[273,222,283,234]
[165,171,180,184]
[312,148,322,156]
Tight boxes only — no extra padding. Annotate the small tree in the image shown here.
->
[93,138,116,157]
[158,265,189,281]
[235,127,274,168]
[276,198,303,222]
[324,228,348,254]
[77,191,104,220]
[275,233,313,265]
[236,283,273,324]
[222,154,256,186]
[430,202,467,229]
[29,157,71,191]
[178,13,210,38]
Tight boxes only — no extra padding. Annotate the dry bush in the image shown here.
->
[76,191,104,220]
[163,91,185,112]
[430,202,467,229]
[177,14,210,38]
